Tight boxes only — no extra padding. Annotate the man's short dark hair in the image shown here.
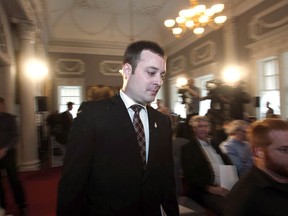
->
[122,40,165,74]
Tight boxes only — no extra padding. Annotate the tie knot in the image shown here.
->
[131,104,142,114]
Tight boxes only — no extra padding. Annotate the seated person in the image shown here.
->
[223,119,288,216]
[181,115,232,215]
[220,120,253,177]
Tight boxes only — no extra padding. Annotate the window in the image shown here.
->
[259,58,280,118]
[58,86,82,118]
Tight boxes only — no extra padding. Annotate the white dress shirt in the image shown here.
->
[198,138,224,185]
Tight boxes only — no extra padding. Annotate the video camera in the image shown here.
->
[205,79,233,100]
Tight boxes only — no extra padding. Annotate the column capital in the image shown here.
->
[17,21,37,42]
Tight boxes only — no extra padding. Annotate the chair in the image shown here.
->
[173,138,207,216]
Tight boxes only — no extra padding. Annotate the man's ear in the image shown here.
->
[123,63,132,78]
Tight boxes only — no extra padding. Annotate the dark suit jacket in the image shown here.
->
[57,110,73,145]
[0,112,18,150]
[181,137,231,204]
[57,94,179,216]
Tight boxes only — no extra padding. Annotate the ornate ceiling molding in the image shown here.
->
[99,60,122,76]
[55,58,85,75]
[168,55,187,76]
[249,0,288,41]
[247,29,288,59]
[190,40,216,66]
[17,21,37,41]
[50,0,167,41]
[73,0,168,15]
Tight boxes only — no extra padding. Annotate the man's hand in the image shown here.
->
[206,185,229,197]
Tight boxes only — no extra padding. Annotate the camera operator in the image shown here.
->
[183,78,200,121]
[229,81,251,120]
[203,80,232,143]
[176,78,200,139]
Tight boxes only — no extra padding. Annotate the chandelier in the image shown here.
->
[164,0,227,37]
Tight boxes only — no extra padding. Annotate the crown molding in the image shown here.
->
[48,39,127,55]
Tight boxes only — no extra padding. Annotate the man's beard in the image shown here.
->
[265,151,288,178]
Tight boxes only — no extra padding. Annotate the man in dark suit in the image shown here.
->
[57,101,74,145]
[0,97,26,216]
[57,41,179,216]
[181,116,232,215]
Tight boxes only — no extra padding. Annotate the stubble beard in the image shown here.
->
[265,151,288,178]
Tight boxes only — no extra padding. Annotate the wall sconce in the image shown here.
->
[24,58,48,80]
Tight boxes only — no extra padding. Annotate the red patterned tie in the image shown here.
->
[131,105,146,165]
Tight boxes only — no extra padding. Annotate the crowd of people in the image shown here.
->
[172,80,287,215]
[1,40,287,216]
[172,79,287,215]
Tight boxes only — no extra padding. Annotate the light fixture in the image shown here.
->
[164,0,227,37]
[24,58,48,80]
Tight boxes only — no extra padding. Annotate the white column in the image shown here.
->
[223,17,238,65]
[17,21,40,171]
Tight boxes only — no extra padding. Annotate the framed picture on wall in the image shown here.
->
[87,85,119,101]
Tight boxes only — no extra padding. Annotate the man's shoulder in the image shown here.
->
[219,139,237,150]
[149,105,163,115]
[59,111,69,119]
[182,138,201,151]
[81,96,117,109]
[77,96,121,115]
[232,167,266,191]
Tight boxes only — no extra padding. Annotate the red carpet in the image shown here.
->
[4,167,62,216]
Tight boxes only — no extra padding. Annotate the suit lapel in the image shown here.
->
[143,107,159,182]
[109,94,144,170]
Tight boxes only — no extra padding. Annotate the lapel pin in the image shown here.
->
[154,122,157,128]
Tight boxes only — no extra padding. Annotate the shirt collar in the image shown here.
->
[119,90,147,112]
[198,138,210,147]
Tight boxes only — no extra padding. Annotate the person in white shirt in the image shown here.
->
[181,115,233,215]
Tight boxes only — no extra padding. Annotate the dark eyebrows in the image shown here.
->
[147,66,159,71]
[146,66,166,73]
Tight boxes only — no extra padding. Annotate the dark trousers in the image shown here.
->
[0,149,26,209]
[203,193,225,216]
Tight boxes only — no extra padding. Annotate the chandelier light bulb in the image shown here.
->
[186,8,196,18]
[185,20,195,28]
[172,27,183,35]
[176,16,186,24]
[199,15,209,23]
[214,15,227,24]
[194,5,206,13]
[205,8,215,17]
[164,0,226,37]
[193,27,204,34]
[164,19,176,28]
[179,9,188,17]
[211,4,225,13]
